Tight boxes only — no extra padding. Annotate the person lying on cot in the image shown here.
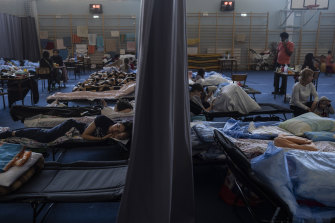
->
[101,99,133,113]
[0,115,133,143]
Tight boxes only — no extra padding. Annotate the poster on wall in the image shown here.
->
[111,31,120,37]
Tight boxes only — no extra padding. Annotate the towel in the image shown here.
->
[97,36,104,48]
[88,45,95,54]
[63,37,72,47]
[274,134,318,151]
[0,143,25,172]
[126,33,135,41]
[72,34,81,44]
[40,39,48,49]
[105,39,118,52]
[45,41,55,50]
[120,34,126,43]
[56,39,66,49]
[127,41,136,51]
[77,26,88,37]
[88,34,97,45]
[76,44,87,55]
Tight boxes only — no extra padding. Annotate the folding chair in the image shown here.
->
[231,74,247,87]
[36,67,50,91]
[213,130,292,223]
[0,87,8,108]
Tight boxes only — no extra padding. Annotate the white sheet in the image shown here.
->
[213,84,261,114]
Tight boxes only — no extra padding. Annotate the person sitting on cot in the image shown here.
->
[189,83,214,116]
[0,115,133,142]
[289,68,319,117]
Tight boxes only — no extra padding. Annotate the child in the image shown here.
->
[314,96,334,117]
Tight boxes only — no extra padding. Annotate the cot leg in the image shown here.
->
[40,203,55,223]
[234,180,259,223]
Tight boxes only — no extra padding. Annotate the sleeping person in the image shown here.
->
[101,99,134,117]
[0,115,133,143]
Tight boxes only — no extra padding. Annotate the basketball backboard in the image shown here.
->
[291,0,329,10]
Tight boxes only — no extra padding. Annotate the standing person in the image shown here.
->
[273,32,294,94]
[290,68,319,117]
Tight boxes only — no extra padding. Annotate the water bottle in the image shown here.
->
[283,64,288,74]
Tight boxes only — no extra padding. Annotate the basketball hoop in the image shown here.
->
[305,4,319,10]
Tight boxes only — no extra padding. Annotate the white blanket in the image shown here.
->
[212,84,261,114]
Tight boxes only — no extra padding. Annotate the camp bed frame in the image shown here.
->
[0,160,128,223]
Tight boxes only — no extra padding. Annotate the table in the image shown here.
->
[0,75,35,107]
[218,58,237,74]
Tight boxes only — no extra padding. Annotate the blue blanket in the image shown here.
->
[192,119,279,143]
[251,143,335,221]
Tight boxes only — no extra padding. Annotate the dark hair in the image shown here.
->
[116,99,133,111]
[122,121,133,138]
[53,49,59,54]
[42,51,50,59]
[302,53,316,70]
[280,32,289,39]
[328,50,332,54]
[124,58,130,64]
[197,68,205,78]
[190,83,204,93]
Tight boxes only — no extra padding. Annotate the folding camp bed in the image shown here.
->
[213,130,292,222]
[46,94,135,104]
[0,160,127,223]
[10,105,102,122]
[204,103,293,121]
[4,136,130,161]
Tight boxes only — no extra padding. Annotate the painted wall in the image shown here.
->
[36,0,140,16]
[0,0,26,16]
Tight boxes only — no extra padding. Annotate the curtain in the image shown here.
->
[21,17,40,61]
[0,13,40,61]
[117,0,194,223]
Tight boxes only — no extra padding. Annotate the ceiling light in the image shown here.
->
[93,15,99,19]
[241,13,247,17]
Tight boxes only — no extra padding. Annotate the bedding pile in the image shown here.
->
[47,81,136,103]
[73,70,136,92]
